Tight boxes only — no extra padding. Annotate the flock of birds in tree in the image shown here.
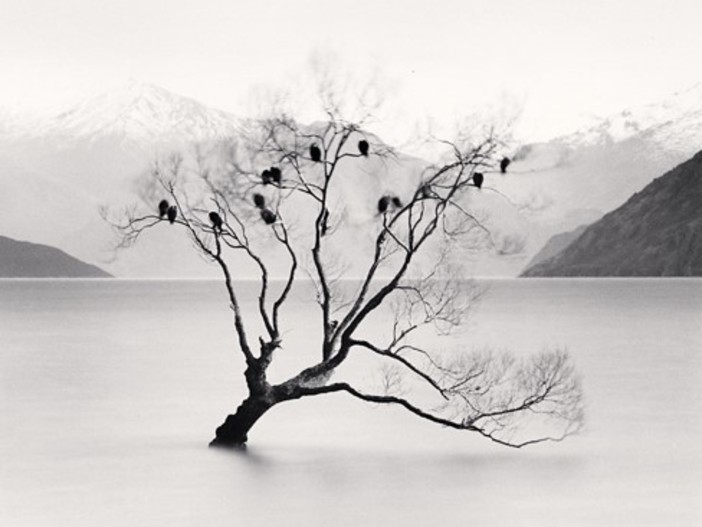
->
[157,139,510,232]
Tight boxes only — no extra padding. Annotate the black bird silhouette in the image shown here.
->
[358,139,369,157]
[260,208,277,225]
[253,193,265,209]
[391,196,403,208]
[209,211,223,233]
[377,196,390,214]
[418,184,431,199]
[310,144,322,162]
[158,199,169,218]
[167,206,177,224]
[261,169,272,185]
[500,157,511,174]
[473,172,484,189]
[269,166,282,185]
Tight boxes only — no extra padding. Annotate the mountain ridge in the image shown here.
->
[521,150,702,277]
[2,80,702,277]
[0,235,111,278]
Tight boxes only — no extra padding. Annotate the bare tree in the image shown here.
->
[109,94,583,449]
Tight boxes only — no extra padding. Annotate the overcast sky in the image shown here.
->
[1,0,701,140]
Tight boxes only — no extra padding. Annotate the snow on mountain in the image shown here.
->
[2,80,702,277]
[558,83,702,153]
[16,80,239,146]
[0,81,245,277]
[489,83,702,273]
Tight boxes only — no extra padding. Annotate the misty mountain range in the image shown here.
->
[522,150,702,276]
[1,80,701,277]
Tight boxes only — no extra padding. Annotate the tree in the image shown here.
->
[110,92,584,449]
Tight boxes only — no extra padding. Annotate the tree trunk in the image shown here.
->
[209,395,274,448]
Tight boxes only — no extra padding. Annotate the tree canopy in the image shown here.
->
[110,92,584,449]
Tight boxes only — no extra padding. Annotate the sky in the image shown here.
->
[1,0,702,141]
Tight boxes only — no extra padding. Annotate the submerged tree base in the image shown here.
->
[209,396,274,448]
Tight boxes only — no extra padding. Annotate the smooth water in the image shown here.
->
[0,279,700,526]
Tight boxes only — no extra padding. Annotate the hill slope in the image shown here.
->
[0,236,111,277]
[522,150,702,277]
[522,224,590,272]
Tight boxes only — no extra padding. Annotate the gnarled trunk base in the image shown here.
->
[209,396,273,448]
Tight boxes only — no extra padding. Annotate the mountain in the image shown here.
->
[2,81,702,277]
[522,224,590,272]
[522,150,702,277]
[491,84,702,274]
[8,80,239,146]
[0,81,241,278]
[0,235,111,278]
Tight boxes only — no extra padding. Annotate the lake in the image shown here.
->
[0,278,700,526]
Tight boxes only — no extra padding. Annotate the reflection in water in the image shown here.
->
[0,279,700,526]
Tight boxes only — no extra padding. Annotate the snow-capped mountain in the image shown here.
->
[499,84,702,238]
[12,80,239,146]
[0,81,244,277]
[1,80,701,277]
[483,84,702,274]
[559,83,702,153]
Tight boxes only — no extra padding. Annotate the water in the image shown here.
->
[0,279,700,526]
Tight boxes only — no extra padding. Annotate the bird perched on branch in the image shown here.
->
[260,209,276,225]
[261,169,272,185]
[377,195,404,214]
[158,199,169,218]
[500,157,511,174]
[310,144,322,162]
[209,211,223,233]
[253,193,265,209]
[269,166,282,185]
[167,206,177,224]
[358,140,369,157]
[473,172,484,189]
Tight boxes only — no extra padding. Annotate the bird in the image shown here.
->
[310,144,322,162]
[391,196,403,209]
[260,208,277,225]
[209,211,223,233]
[473,172,484,189]
[158,199,170,218]
[377,196,390,214]
[261,169,272,185]
[253,193,265,209]
[167,206,177,224]
[500,157,511,174]
[269,166,282,185]
[358,139,369,157]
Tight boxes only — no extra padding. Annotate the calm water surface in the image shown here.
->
[0,279,700,526]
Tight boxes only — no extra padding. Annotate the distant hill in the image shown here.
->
[522,150,702,277]
[522,224,590,272]
[0,236,111,277]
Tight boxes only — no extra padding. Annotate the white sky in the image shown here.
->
[1,0,701,140]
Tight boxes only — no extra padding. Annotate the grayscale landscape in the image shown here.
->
[1,1,700,526]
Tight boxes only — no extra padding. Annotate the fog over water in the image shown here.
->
[1,279,700,526]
